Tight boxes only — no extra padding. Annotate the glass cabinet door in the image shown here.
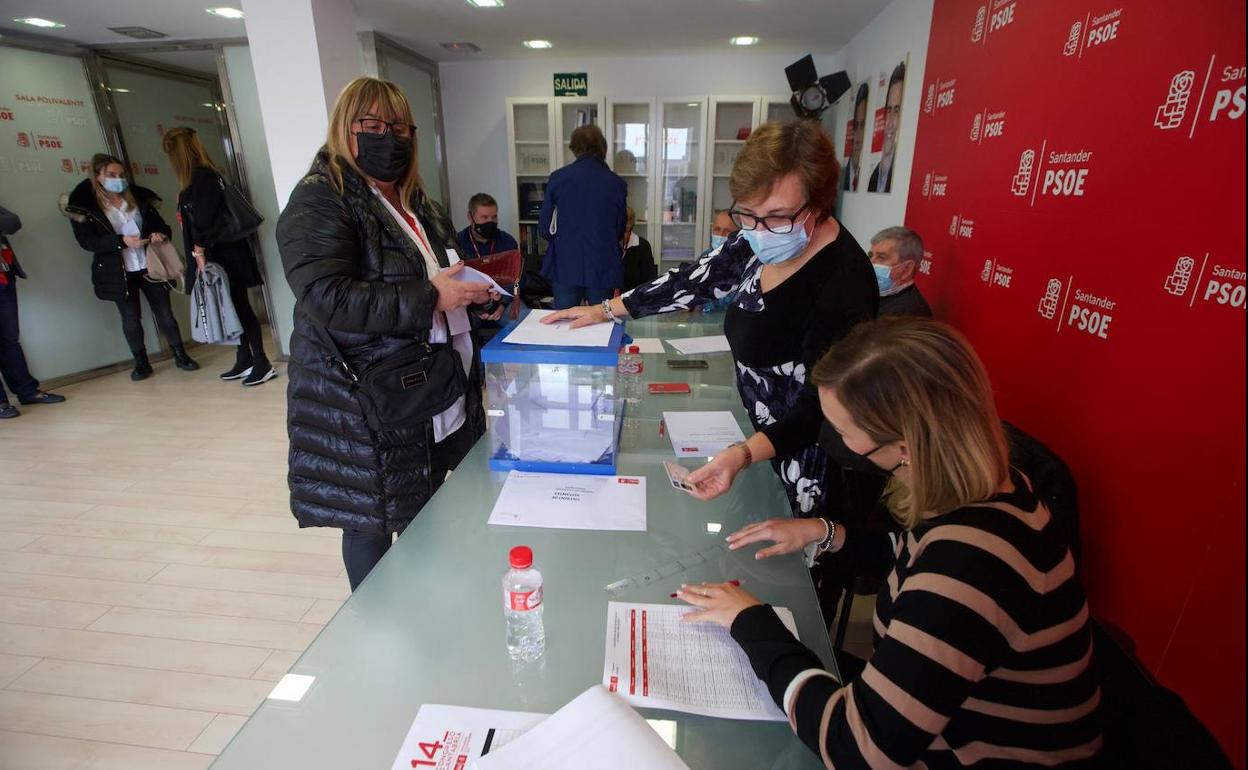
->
[706,99,758,247]
[510,100,553,229]
[555,98,602,167]
[608,101,653,231]
[762,96,799,124]
[657,99,705,262]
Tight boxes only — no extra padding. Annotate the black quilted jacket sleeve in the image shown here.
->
[277,177,437,336]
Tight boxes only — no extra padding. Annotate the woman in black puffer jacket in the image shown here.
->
[277,77,501,590]
[65,153,198,380]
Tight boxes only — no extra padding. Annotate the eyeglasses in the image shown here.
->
[353,118,417,138]
[729,201,810,234]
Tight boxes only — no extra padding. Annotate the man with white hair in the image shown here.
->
[869,226,931,317]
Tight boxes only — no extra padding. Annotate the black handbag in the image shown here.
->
[208,176,263,244]
[311,324,468,433]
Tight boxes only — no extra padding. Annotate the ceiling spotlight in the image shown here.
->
[523,39,552,49]
[206,8,245,19]
[730,36,759,46]
[13,17,65,28]
[466,0,504,6]
[108,87,132,93]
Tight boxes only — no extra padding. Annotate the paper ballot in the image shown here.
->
[452,263,513,297]
[390,704,545,770]
[628,337,666,354]
[488,471,647,531]
[667,335,732,355]
[473,685,689,770]
[662,411,746,458]
[502,309,615,347]
[603,602,798,721]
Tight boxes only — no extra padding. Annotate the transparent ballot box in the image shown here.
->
[482,320,626,475]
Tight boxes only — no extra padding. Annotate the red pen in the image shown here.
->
[659,418,666,437]
[671,579,742,598]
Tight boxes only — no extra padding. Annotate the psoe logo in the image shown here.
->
[16,132,30,148]
[1011,149,1035,196]
[934,79,957,111]
[950,214,975,239]
[972,5,987,42]
[1038,278,1062,320]
[981,259,993,282]
[970,113,983,141]
[988,1,1017,34]
[1155,70,1196,130]
[1164,255,1195,296]
[919,250,933,276]
[949,215,959,236]
[922,172,932,197]
[1063,21,1082,56]
[924,83,936,114]
[0,107,14,121]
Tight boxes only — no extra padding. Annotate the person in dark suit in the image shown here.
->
[538,124,628,308]
[843,83,869,192]
[868,62,906,194]
[0,203,65,418]
[620,206,656,293]
[870,226,931,318]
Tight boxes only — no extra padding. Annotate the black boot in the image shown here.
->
[172,345,200,371]
[131,350,153,381]
[220,346,253,380]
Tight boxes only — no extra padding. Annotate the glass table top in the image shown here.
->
[211,312,835,770]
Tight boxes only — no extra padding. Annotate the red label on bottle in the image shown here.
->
[506,586,542,611]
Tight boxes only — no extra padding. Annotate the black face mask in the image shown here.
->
[354,131,411,182]
[818,421,905,477]
[473,221,499,240]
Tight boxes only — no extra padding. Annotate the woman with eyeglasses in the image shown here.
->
[544,120,877,522]
[164,127,275,386]
[277,77,499,590]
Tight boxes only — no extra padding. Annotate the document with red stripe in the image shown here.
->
[601,602,798,721]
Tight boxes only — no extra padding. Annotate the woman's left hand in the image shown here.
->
[149,233,166,244]
[541,304,607,328]
[676,581,763,629]
[476,292,505,321]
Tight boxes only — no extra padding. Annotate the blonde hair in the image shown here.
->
[90,153,138,212]
[811,317,1009,528]
[161,127,220,190]
[324,77,423,197]
[730,120,839,217]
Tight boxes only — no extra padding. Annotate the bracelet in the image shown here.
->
[817,519,837,553]
[729,440,753,468]
[601,299,618,323]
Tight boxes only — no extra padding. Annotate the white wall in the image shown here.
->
[438,52,843,233]
[832,0,934,249]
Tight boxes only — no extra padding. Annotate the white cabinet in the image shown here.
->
[506,96,604,269]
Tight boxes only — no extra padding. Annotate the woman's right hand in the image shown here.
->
[726,517,829,560]
[122,235,146,249]
[541,304,608,328]
[685,446,750,501]
[431,263,492,312]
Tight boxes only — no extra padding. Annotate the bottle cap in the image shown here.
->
[509,545,533,569]
[628,345,640,354]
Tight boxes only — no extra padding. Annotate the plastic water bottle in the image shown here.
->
[503,546,545,662]
[618,345,644,405]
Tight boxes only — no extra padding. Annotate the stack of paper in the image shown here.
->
[390,704,545,769]
[662,411,746,458]
[487,471,647,531]
[473,685,690,770]
[502,309,614,347]
[602,602,797,721]
[667,335,732,355]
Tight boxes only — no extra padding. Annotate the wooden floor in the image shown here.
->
[0,341,875,769]
[0,342,346,769]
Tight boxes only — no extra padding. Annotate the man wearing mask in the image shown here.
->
[709,209,738,251]
[456,193,518,260]
[869,63,905,194]
[870,226,931,317]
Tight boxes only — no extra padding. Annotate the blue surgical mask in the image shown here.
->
[101,177,128,194]
[873,263,895,294]
[710,234,727,250]
[742,216,810,265]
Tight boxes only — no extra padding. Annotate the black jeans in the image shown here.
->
[0,280,39,403]
[341,422,477,590]
[114,270,183,354]
[228,277,268,368]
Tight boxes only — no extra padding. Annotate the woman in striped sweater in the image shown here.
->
[678,317,1102,769]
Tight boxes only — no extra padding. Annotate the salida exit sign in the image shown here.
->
[553,73,588,97]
